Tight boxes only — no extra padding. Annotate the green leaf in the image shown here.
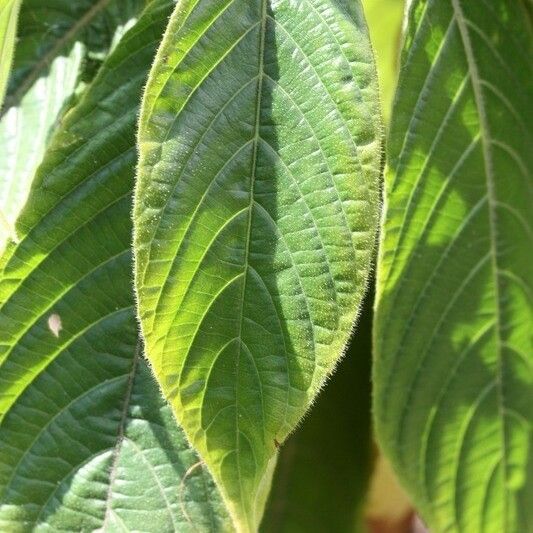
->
[0,1,231,530]
[134,0,382,530]
[374,1,533,531]
[0,0,21,109]
[0,0,145,250]
[261,296,374,533]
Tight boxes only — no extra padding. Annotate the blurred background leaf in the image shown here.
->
[362,0,405,125]
[0,0,21,110]
[0,0,145,251]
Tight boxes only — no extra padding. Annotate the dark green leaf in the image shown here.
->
[374,1,533,531]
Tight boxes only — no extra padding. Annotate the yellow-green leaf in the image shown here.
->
[134,0,382,530]
[0,0,20,110]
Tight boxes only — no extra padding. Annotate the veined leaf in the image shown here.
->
[374,1,533,531]
[0,0,145,250]
[0,0,21,109]
[0,1,230,530]
[261,296,373,533]
[134,0,382,530]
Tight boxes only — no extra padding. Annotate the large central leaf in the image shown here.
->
[374,1,532,531]
[134,0,382,530]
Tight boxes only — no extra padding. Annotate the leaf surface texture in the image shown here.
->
[134,0,382,529]
[374,1,533,531]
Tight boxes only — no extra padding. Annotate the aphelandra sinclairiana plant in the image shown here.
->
[0,1,531,532]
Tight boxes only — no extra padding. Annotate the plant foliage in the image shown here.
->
[0,0,145,249]
[374,1,533,531]
[0,0,531,531]
[0,0,21,109]
[0,1,230,530]
[134,0,381,529]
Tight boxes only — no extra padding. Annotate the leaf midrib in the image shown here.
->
[233,0,267,527]
[100,338,141,530]
[451,0,509,527]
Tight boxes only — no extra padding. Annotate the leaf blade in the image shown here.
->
[374,1,533,531]
[361,0,405,124]
[0,0,21,110]
[135,0,382,529]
